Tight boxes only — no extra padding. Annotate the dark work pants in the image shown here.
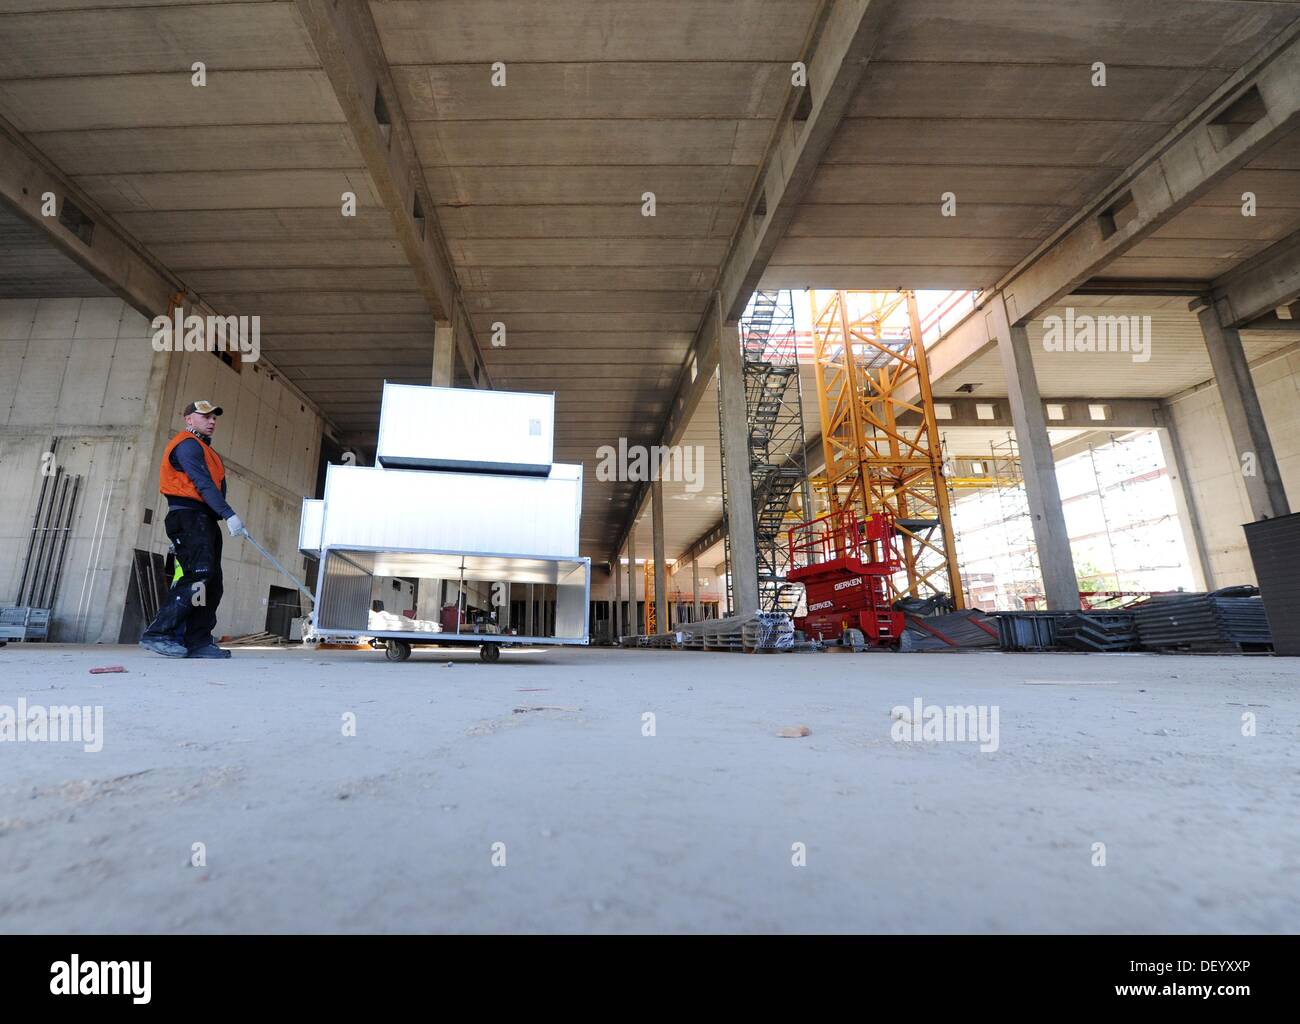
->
[142,509,224,651]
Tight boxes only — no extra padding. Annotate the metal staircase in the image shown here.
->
[720,290,809,614]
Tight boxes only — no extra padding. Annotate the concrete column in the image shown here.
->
[1195,304,1290,521]
[525,583,534,636]
[989,294,1080,610]
[612,556,622,639]
[627,527,638,634]
[1154,414,1213,591]
[691,558,701,622]
[651,478,667,635]
[432,319,455,387]
[716,305,759,614]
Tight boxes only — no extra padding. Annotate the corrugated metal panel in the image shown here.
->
[1245,512,1300,657]
[317,550,371,631]
[376,382,555,474]
[321,463,582,558]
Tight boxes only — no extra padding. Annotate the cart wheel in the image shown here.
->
[385,639,411,662]
[479,644,500,663]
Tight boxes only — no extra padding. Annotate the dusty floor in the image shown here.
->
[0,642,1297,933]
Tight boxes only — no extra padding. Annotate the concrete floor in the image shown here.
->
[1,643,1297,934]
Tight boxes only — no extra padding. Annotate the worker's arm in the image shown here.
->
[172,437,237,520]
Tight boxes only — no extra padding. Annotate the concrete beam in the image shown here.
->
[295,0,490,389]
[989,294,1080,610]
[1000,25,1300,324]
[1209,228,1300,328]
[0,113,174,317]
[432,319,454,387]
[1193,302,1290,520]
[919,396,1163,432]
[715,0,896,323]
[607,0,895,564]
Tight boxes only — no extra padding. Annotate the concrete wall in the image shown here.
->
[0,296,326,643]
[0,297,165,642]
[1165,344,1300,586]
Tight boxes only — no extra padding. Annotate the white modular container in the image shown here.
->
[319,462,582,559]
[299,498,324,557]
[375,382,554,475]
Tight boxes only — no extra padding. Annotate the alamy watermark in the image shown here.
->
[150,309,261,364]
[1042,308,1151,364]
[0,699,103,752]
[595,440,705,493]
[891,697,999,753]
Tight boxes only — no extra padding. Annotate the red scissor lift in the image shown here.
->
[786,509,905,647]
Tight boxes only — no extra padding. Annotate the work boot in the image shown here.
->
[187,643,232,659]
[139,636,188,658]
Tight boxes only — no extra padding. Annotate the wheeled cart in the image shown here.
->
[310,546,590,663]
[299,383,590,662]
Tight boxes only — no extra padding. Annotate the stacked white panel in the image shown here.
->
[321,463,582,559]
[375,383,555,475]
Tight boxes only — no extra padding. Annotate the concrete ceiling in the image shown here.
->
[760,0,1300,292]
[2,0,1300,566]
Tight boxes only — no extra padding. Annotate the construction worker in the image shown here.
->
[139,400,247,659]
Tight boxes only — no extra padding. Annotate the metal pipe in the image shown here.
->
[34,472,70,608]
[45,473,82,619]
[16,439,57,606]
[26,467,63,607]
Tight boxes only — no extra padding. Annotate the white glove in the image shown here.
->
[226,514,248,538]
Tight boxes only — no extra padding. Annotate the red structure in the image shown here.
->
[786,509,905,647]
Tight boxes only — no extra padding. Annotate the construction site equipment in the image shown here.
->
[376,382,554,475]
[807,290,963,608]
[0,606,51,643]
[304,384,590,660]
[992,611,1072,651]
[786,508,905,647]
[898,609,999,652]
[1054,612,1139,652]
[1133,589,1272,653]
[623,610,794,652]
[1244,512,1300,656]
[644,559,656,634]
[719,289,809,614]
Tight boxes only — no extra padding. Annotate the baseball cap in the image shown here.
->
[183,400,223,416]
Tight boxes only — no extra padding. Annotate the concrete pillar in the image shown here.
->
[525,583,534,636]
[612,557,622,639]
[989,294,1080,610]
[432,319,455,387]
[1154,414,1213,591]
[651,478,667,635]
[716,304,759,614]
[627,527,638,634]
[1195,304,1290,521]
[691,558,701,622]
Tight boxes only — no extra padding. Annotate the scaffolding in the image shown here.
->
[718,289,809,614]
[806,290,963,607]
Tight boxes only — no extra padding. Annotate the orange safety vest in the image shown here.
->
[159,430,226,502]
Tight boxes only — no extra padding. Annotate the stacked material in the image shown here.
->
[1133,589,1272,653]
[990,610,1071,651]
[900,609,1000,652]
[1054,612,1138,653]
[632,611,794,652]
